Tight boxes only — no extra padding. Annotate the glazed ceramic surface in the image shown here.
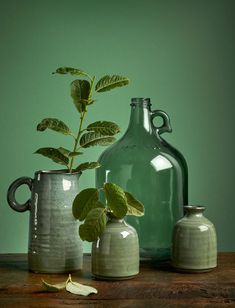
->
[92,217,139,280]
[96,97,188,261]
[172,205,217,272]
[7,170,83,273]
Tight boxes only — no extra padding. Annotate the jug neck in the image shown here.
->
[127,98,153,134]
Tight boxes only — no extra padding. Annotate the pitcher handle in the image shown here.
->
[7,177,33,212]
[151,110,172,135]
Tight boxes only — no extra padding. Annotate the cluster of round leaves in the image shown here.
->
[34,66,129,172]
[72,182,144,242]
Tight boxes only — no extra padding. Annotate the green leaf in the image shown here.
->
[72,188,99,221]
[125,192,145,216]
[94,201,105,209]
[86,121,120,136]
[87,99,95,105]
[80,132,116,148]
[103,183,128,218]
[71,79,91,113]
[57,147,71,156]
[58,147,83,157]
[37,118,71,135]
[95,75,130,92]
[53,66,86,76]
[79,207,107,242]
[42,279,66,292]
[34,147,69,166]
[75,162,101,172]
[68,151,83,157]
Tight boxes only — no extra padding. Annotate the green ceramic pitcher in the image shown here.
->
[7,170,83,273]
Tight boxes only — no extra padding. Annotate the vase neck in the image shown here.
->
[184,205,205,218]
[106,212,124,223]
[126,98,153,135]
[108,217,124,223]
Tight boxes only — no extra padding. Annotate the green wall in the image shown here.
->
[1,0,234,253]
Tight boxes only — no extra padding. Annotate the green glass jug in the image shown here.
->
[96,98,188,261]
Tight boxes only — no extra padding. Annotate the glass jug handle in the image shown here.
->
[151,110,172,135]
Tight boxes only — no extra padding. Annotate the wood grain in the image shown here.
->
[0,253,235,307]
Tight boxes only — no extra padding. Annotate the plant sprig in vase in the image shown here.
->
[72,182,145,242]
[35,67,130,173]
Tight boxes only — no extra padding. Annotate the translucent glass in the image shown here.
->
[96,98,188,261]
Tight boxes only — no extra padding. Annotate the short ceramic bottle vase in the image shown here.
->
[171,205,217,272]
[91,216,139,280]
[7,170,83,273]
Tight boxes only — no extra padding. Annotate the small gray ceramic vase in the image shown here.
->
[7,170,83,273]
[92,216,139,280]
[171,205,217,272]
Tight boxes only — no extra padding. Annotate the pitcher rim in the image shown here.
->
[35,169,82,175]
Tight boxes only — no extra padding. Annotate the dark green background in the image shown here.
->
[1,0,234,253]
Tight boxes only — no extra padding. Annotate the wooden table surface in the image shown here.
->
[0,253,235,307]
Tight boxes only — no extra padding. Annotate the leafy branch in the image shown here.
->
[35,67,130,173]
[72,182,144,242]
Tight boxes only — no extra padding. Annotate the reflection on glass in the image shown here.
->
[150,155,173,172]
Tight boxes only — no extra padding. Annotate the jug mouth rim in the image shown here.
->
[131,97,151,106]
[35,169,82,175]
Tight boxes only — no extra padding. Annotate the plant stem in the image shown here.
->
[68,75,96,172]
[69,110,87,172]
[83,72,93,82]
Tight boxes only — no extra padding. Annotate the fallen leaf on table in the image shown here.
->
[42,279,66,292]
[41,274,98,296]
[66,280,98,296]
